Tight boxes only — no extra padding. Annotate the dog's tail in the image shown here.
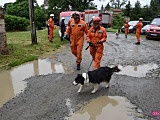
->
[112,66,121,72]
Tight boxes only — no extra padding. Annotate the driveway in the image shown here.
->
[0,32,160,120]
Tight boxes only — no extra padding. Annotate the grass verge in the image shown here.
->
[0,28,69,70]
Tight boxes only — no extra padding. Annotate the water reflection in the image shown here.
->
[65,96,142,120]
[117,63,158,77]
[0,58,71,107]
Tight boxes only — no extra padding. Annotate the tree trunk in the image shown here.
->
[0,8,8,55]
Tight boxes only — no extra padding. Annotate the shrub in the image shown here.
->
[5,14,29,31]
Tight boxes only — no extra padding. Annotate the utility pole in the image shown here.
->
[28,0,37,44]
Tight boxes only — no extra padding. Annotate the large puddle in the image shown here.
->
[117,63,159,77]
[65,96,145,120]
[0,58,72,107]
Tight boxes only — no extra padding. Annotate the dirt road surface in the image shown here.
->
[0,32,160,120]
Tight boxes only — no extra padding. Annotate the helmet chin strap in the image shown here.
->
[93,26,100,31]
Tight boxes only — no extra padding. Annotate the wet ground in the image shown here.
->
[0,32,160,120]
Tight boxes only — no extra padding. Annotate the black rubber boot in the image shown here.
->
[135,42,140,45]
[77,64,80,70]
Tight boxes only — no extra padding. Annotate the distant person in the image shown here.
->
[60,17,65,41]
[68,12,74,26]
[124,21,130,38]
[48,14,56,42]
[88,16,95,29]
[64,12,88,70]
[135,18,143,45]
[86,17,107,70]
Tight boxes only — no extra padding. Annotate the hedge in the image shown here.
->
[5,14,29,31]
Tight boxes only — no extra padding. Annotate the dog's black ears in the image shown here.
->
[77,74,82,77]
[76,74,83,78]
[112,66,121,72]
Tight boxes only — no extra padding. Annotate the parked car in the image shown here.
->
[121,21,138,33]
[121,20,150,33]
[146,15,160,40]
[141,25,151,35]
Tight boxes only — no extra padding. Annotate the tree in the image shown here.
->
[150,0,160,18]
[6,1,29,19]
[110,0,128,9]
[123,0,131,17]
[101,5,104,10]
[112,13,124,29]
[48,0,97,13]
[141,5,152,21]
[47,0,97,23]
[105,2,111,10]
[130,0,142,20]
[5,0,47,30]
[35,8,47,30]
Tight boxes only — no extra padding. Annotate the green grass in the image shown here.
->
[0,28,68,70]
[106,28,118,32]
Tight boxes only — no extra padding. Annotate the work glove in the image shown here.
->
[97,40,103,44]
[88,42,94,47]
[63,35,67,39]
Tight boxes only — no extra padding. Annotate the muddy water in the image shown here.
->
[0,58,72,107]
[117,63,158,77]
[65,96,144,120]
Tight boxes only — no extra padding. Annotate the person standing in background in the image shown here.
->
[124,21,130,38]
[48,14,56,42]
[60,17,65,41]
[68,12,74,26]
[135,18,143,45]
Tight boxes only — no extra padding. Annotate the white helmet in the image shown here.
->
[50,14,54,17]
[70,12,74,16]
[62,17,65,20]
[92,16,95,19]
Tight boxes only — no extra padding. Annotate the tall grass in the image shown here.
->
[0,28,68,70]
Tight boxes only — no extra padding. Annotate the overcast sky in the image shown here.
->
[0,0,151,9]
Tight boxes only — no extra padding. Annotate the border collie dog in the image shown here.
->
[116,29,120,38]
[73,66,121,93]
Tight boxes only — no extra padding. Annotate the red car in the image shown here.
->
[146,15,160,40]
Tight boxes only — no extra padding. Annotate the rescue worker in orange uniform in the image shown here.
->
[135,18,143,45]
[86,17,107,69]
[124,21,130,38]
[65,12,88,70]
[48,14,56,42]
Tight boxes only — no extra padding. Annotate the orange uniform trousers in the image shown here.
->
[124,23,130,35]
[89,44,104,69]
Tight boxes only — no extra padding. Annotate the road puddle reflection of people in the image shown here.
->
[67,96,138,120]
[0,58,70,108]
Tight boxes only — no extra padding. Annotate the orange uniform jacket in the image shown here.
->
[136,21,143,42]
[48,18,56,41]
[124,23,130,34]
[86,26,107,69]
[66,20,88,64]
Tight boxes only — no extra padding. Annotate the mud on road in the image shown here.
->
[0,32,160,120]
